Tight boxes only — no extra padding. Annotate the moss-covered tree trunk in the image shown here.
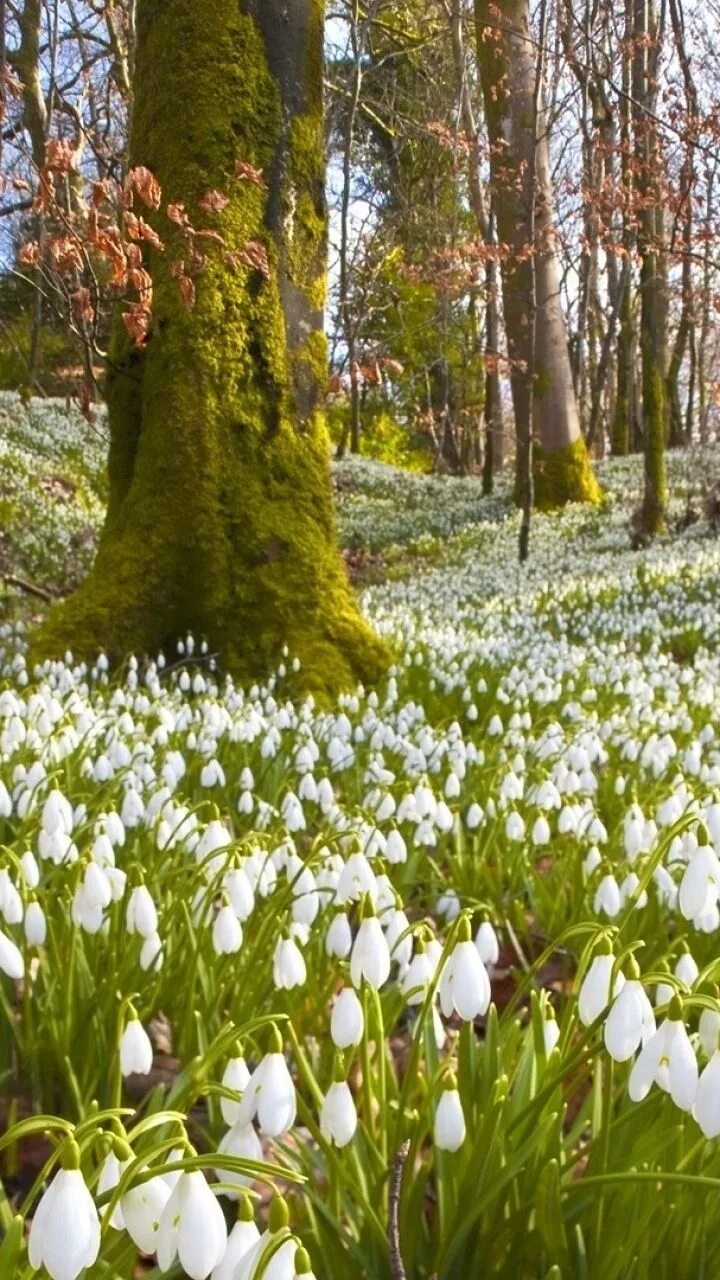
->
[474,0,600,509]
[34,0,387,694]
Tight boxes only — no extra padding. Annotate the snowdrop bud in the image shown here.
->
[434,1074,466,1152]
[320,1076,357,1148]
[28,1141,100,1280]
[466,803,484,830]
[350,901,390,990]
[331,986,364,1048]
[120,1015,153,1077]
[157,1169,228,1280]
[294,1245,317,1280]
[24,899,46,946]
[543,1010,560,1054]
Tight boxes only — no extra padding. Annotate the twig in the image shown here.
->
[389,1140,411,1280]
[2,573,56,602]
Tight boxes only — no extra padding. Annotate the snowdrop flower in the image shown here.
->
[211,1196,260,1280]
[28,1142,100,1280]
[466,802,484,830]
[235,1197,296,1280]
[225,866,255,921]
[236,1029,296,1137]
[126,883,158,938]
[120,1015,153,1077]
[578,943,625,1026]
[593,874,621,918]
[157,1169,227,1280]
[97,1142,132,1231]
[23,898,45,946]
[679,834,720,920]
[531,815,550,846]
[436,888,460,921]
[350,900,390,990]
[505,811,525,842]
[215,1120,264,1195]
[699,1006,720,1058]
[694,1050,720,1138]
[604,965,655,1062]
[326,911,352,958]
[213,902,243,955]
[320,1073,357,1147]
[583,846,602,876]
[475,920,499,967]
[401,940,435,1005]
[628,997,698,1112]
[221,1050,251,1125]
[200,759,226,788]
[0,927,23,979]
[121,1171,172,1255]
[440,919,491,1022]
[434,1074,466,1152]
[675,950,699,989]
[331,986,364,1048]
[385,829,407,864]
[140,931,163,971]
[273,936,306,989]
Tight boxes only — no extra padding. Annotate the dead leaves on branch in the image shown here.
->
[18,154,274,364]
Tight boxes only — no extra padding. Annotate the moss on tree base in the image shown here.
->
[31,0,389,698]
[531,437,602,511]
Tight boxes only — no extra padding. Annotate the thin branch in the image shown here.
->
[388,1140,410,1280]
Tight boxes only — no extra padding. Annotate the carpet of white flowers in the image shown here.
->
[4,397,720,1278]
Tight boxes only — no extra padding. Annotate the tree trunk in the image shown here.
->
[34,0,387,695]
[634,0,667,533]
[474,0,599,509]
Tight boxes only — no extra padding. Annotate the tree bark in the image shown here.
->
[474,0,599,508]
[34,0,387,694]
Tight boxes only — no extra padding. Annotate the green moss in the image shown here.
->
[32,0,388,697]
[532,437,602,511]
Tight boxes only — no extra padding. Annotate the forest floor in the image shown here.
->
[5,397,720,1276]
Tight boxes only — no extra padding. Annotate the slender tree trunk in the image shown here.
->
[611,0,635,456]
[634,0,667,532]
[474,0,600,509]
[35,0,387,694]
[449,0,505,490]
